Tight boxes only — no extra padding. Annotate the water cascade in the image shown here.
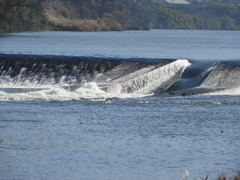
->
[0,53,240,98]
[97,59,191,94]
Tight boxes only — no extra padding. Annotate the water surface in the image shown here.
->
[0,30,240,180]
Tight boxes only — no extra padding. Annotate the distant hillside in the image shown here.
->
[43,1,125,31]
[42,0,140,31]
[44,0,240,31]
[0,0,239,33]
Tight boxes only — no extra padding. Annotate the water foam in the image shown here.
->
[0,82,145,101]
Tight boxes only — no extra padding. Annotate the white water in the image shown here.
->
[201,64,240,88]
[1,57,240,101]
[98,59,191,94]
[0,59,192,101]
[0,82,147,101]
[135,59,190,94]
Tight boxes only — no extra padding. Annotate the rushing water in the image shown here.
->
[0,30,240,180]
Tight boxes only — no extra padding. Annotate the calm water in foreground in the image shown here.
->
[0,30,240,180]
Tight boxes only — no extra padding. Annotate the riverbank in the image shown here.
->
[42,1,240,32]
[0,0,239,33]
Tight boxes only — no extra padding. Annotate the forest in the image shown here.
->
[0,0,49,32]
[0,0,240,32]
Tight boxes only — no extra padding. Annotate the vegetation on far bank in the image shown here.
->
[0,0,49,32]
[0,0,240,33]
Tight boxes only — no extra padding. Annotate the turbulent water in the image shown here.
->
[0,30,240,180]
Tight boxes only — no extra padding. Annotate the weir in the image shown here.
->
[97,59,191,94]
[0,54,119,87]
[0,53,239,96]
[201,61,240,88]
[165,61,240,96]
[0,54,189,94]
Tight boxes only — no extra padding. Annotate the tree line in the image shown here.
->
[58,0,240,30]
[0,0,240,32]
[0,0,48,32]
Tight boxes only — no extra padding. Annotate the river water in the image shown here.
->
[0,30,240,180]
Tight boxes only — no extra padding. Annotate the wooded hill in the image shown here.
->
[0,0,49,32]
[0,0,240,32]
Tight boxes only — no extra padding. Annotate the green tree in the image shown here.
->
[0,0,49,32]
